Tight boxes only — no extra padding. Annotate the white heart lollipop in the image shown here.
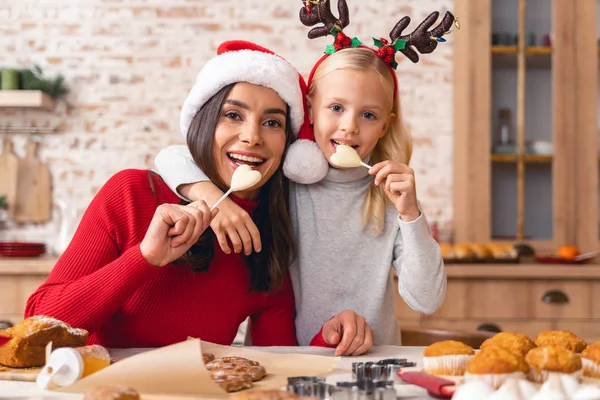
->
[211,164,262,210]
[330,144,371,169]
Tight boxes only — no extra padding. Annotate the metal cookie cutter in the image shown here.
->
[287,376,337,398]
[332,379,396,400]
[352,358,416,384]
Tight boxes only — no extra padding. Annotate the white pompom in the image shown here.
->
[283,139,329,184]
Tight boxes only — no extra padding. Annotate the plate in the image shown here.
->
[534,255,587,264]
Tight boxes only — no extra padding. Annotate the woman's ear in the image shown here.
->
[381,113,396,138]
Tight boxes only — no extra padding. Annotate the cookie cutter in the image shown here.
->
[287,377,396,400]
[332,379,396,400]
[351,358,416,384]
[287,376,336,398]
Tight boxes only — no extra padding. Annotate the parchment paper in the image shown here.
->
[54,339,337,397]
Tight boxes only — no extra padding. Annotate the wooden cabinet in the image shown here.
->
[396,265,600,342]
[453,0,598,252]
[0,257,54,327]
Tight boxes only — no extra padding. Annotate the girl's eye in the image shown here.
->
[362,112,376,120]
[264,119,282,128]
[330,105,343,113]
[224,111,241,120]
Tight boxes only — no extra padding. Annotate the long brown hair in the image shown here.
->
[183,84,296,293]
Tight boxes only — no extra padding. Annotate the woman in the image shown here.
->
[24,42,367,349]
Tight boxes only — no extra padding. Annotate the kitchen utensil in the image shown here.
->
[12,137,52,223]
[0,137,19,218]
[330,144,372,169]
[352,358,416,384]
[210,164,261,211]
[397,370,456,399]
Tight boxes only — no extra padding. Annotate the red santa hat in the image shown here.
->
[180,40,312,142]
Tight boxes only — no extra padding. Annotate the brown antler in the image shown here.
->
[390,11,455,63]
[299,0,350,39]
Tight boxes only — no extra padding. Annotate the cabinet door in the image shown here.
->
[454,0,598,252]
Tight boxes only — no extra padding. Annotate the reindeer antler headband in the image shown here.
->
[300,0,458,69]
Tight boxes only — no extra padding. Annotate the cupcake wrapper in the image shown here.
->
[423,354,473,376]
[582,358,600,379]
[527,368,582,383]
[464,371,525,389]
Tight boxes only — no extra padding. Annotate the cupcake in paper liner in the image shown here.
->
[534,330,587,353]
[422,340,474,376]
[581,341,600,378]
[480,331,536,357]
[525,345,582,383]
[464,345,529,389]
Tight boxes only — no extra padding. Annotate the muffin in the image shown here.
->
[453,244,475,261]
[465,345,529,389]
[525,346,582,383]
[439,243,456,261]
[488,244,518,260]
[422,340,474,375]
[470,244,493,260]
[480,332,536,357]
[535,331,587,353]
[581,342,600,378]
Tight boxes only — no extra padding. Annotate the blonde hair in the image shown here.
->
[308,48,413,236]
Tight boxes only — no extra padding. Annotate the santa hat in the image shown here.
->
[180,40,311,141]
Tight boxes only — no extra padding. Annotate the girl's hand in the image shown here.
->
[369,161,421,221]
[140,201,217,267]
[180,182,262,256]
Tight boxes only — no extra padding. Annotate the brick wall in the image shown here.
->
[0,0,454,248]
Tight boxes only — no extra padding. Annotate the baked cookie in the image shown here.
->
[217,365,267,382]
[210,370,253,392]
[202,353,215,364]
[83,385,140,400]
[206,356,260,371]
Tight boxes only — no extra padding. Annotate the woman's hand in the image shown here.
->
[369,161,421,222]
[140,201,217,267]
[181,182,262,256]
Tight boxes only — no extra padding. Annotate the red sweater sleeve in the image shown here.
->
[309,323,337,348]
[25,170,162,333]
[250,273,298,346]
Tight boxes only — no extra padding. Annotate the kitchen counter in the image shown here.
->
[3,257,600,279]
[0,255,57,275]
[0,346,436,399]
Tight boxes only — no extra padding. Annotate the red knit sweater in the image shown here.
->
[25,169,322,348]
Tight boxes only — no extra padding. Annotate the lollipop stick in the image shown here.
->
[361,162,372,169]
[210,188,233,211]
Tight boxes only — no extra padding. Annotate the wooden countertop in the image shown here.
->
[0,256,57,275]
[445,263,600,279]
[1,257,600,279]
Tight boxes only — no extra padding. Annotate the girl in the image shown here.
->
[25,41,368,350]
[154,8,452,349]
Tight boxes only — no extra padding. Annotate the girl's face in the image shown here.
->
[213,82,288,200]
[308,68,395,166]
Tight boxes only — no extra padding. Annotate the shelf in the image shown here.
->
[492,46,553,69]
[491,154,553,163]
[0,90,55,110]
[491,46,553,55]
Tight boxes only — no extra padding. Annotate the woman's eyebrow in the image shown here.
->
[264,108,286,116]
[225,99,249,109]
[225,99,286,117]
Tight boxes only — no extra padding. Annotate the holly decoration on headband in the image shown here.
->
[325,25,362,54]
[373,37,406,69]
